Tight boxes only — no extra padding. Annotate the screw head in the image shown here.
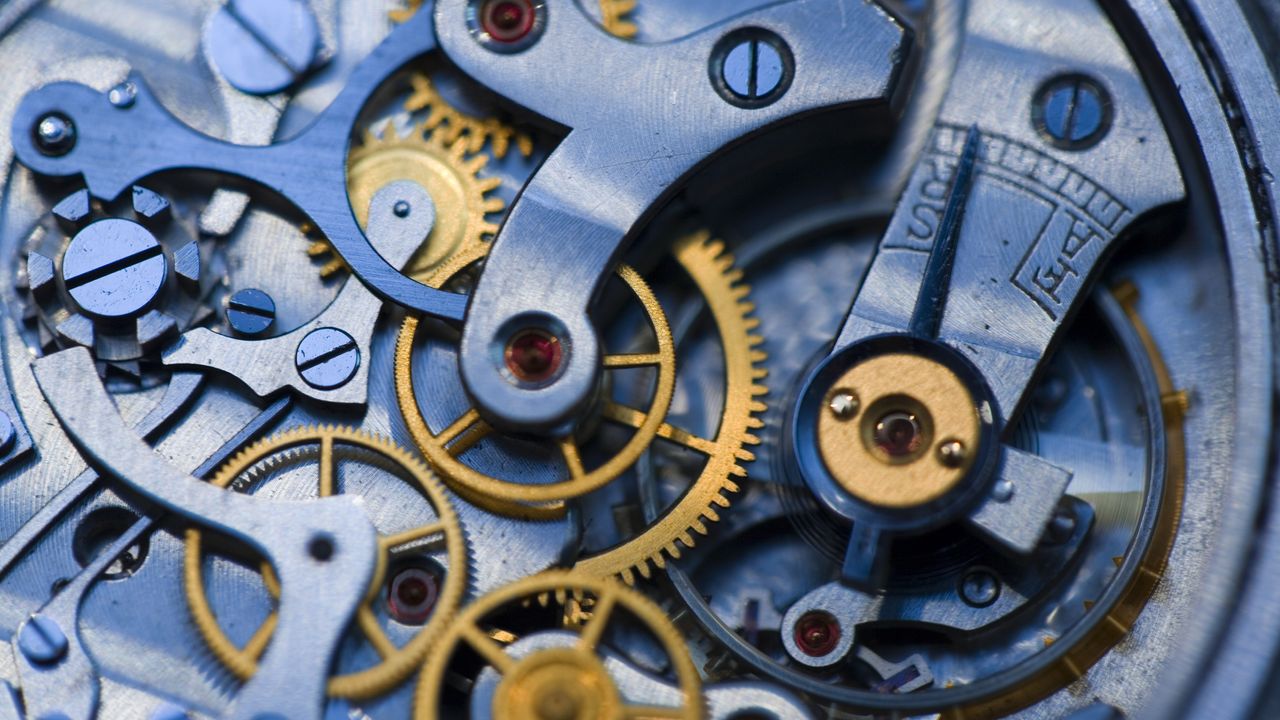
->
[393,199,412,218]
[61,219,168,320]
[827,390,860,420]
[936,438,967,468]
[18,614,68,666]
[295,327,360,390]
[204,0,321,96]
[711,29,794,108]
[226,288,276,337]
[1032,74,1112,150]
[959,567,1001,608]
[34,113,76,156]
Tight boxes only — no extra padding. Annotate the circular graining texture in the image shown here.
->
[414,570,702,719]
[61,218,167,320]
[814,353,980,509]
[183,425,468,699]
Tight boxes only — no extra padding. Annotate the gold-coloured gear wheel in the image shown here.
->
[391,1,638,39]
[575,233,766,584]
[397,244,678,517]
[316,121,505,281]
[396,233,766,583]
[183,425,468,700]
[414,570,702,720]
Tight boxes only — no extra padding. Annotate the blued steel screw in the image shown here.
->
[715,30,792,107]
[1033,74,1111,150]
[61,219,168,320]
[18,614,68,666]
[959,567,1001,608]
[204,0,321,96]
[226,288,276,337]
[295,327,359,390]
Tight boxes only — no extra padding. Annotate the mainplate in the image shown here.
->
[0,1,1275,719]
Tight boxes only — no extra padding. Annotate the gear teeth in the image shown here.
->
[599,0,638,38]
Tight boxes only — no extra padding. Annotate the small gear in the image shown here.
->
[396,233,766,583]
[413,570,702,719]
[16,185,218,383]
[403,73,535,161]
[311,121,506,281]
[183,425,468,700]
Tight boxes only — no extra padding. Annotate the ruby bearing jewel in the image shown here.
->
[480,0,536,44]
[505,329,563,383]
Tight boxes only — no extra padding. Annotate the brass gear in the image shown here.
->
[390,1,638,39]
[396,233,767,583]
[313,121,505,281]
[414,570,702,720]
[183,425,468,700]
[396,245,678,519]
[575,232,766,584]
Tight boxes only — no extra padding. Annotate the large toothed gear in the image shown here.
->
[396,232,766,583]
[413,570,703,720]
[183,425,468,700]
[396,244,678,518]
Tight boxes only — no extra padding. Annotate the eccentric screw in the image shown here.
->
[204,0,321,96]
[827,391,860,421]
[959,567,1001,608]
[295,327,360,390]
[61,219,168,320]
[34,114,76,156]
[714,30,793,107]
[1033,74,1111,150]
[226,288,276,337]
[936,439,966,468]
[18,614,68,666]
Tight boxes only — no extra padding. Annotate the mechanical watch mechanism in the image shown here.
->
[0,0,1276,719]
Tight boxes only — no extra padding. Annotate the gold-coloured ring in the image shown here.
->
[815,353,980,509]
[184,425,468,700]
[413,570,702,719]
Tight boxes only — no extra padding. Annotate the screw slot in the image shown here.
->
[1031,74,1112,151]
[710,28,794,109]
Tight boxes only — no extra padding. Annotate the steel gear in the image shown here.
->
[413,570,702,720]
[396,233,765,583]
[183,425,468,700]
